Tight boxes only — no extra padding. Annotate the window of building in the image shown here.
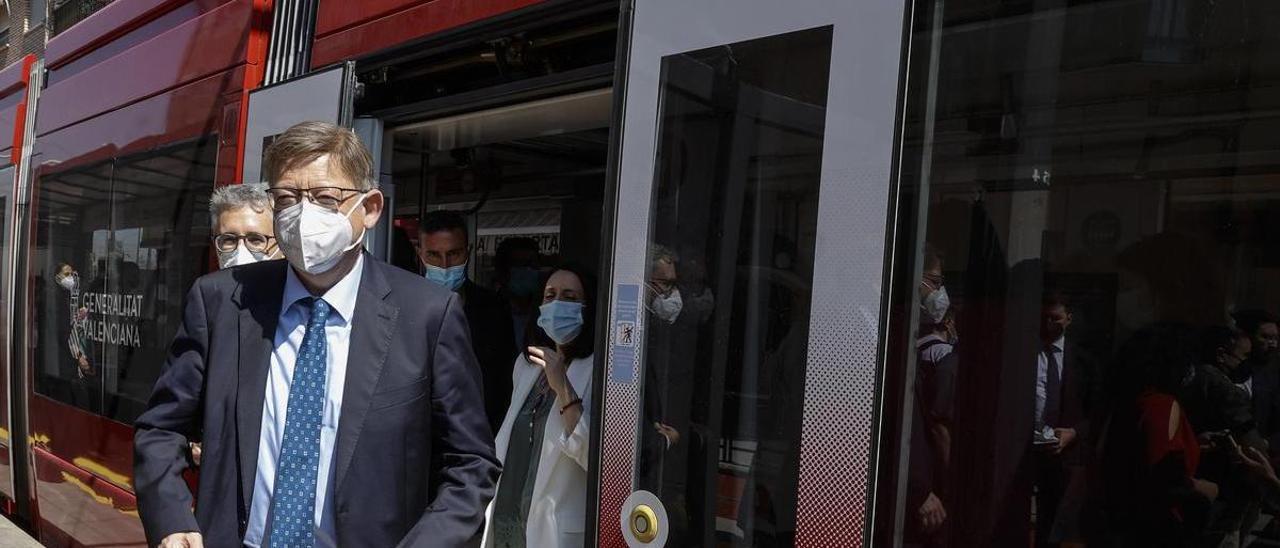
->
[51,0,113,36]
[28,0,46,29]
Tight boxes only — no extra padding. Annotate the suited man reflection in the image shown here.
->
[1031,293,1099,547]
[134,122,499,548]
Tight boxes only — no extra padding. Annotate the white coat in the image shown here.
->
[483,352,594,547]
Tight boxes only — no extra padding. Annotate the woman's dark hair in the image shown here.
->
[1112,323,1198,397]
[524,262,598,361]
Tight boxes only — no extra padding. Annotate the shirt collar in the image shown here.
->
[1050,336,1065,353]
[280,254,364,324]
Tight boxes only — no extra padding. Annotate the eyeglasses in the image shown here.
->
[214,232,275,253]
[267,186,366,211]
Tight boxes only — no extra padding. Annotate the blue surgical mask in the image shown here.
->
[537,300,584,345]
[425,263,467,292]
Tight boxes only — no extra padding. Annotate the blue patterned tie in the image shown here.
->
[268,297,330,548]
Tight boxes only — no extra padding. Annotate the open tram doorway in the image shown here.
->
[378,88,612,435]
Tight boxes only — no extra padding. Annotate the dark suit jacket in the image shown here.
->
[1040,340,1102,467]
[133,256,500,547]
[1248,361,1280,454]
[461,280,516,434]
[1182,363,1266,451]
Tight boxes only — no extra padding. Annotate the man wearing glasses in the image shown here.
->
[210,183,280,269]
[135,121,499,548]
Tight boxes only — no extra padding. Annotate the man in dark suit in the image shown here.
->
[134,121,499,548]
[417,209,517,434]
[1182,325,1266,546]
[1031,293,1100,548]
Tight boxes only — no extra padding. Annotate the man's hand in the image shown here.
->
[1229,436,1280,488]
[654,422,680,448]
[159,532,203,548]
[918,492,947,532]
[1053,428,1077,454]
[1192,478,1219,502]
[77,356,94,377]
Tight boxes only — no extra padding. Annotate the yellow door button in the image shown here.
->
[629,504,659,543]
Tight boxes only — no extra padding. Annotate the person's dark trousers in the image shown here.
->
[1202,468,1261,547]
[1034,452,1068,548]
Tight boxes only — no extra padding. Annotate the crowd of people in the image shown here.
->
[906,245,1280,548]
[132,121,610,548]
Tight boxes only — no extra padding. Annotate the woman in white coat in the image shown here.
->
[485,265,595,547]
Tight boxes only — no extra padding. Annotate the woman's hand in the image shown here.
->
[528,346,571,398]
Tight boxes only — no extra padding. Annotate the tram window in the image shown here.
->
[884,1,1280,546]
[635,27,832,547]
[33,139,214,424]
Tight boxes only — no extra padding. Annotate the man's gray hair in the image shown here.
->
[210,183,271,229]
[649,244,678,271]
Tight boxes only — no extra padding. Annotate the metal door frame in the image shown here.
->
[8,55,45,522]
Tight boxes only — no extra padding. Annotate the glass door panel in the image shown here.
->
[597,0,907,546]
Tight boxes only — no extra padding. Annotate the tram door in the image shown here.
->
[242,62,393,259]
[596,0,905,546]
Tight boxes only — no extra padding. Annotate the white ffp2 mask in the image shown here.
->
[651,289,683,324]
[217,242,273,269]
[275,193,368,275]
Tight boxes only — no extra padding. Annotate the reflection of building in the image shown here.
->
[1,0,115,66]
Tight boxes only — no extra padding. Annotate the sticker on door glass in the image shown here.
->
[610,283,640,384]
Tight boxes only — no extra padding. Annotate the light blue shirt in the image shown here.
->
[245,255,363,548]
[1034,336,1066,433]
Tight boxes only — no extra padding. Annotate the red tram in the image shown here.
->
[0,1,901,545]
[0,0,1267,547]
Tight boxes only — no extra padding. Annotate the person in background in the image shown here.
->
[644,245,692,448]
[635,245,703,544]
[418,209,517,433]
[906,245,957,547]
[186,183,280,466]
[495,237,543,350]
[1233,311,1280,447]
[485,264,595,547]
[135,121,498,548]
[1099,324,1217,547]
[210,183,279,269]
[1233,309,1280,540]
[1032,292,1101,548]
[1181,325,1266,547]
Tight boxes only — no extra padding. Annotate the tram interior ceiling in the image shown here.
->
[383,88,611,285]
